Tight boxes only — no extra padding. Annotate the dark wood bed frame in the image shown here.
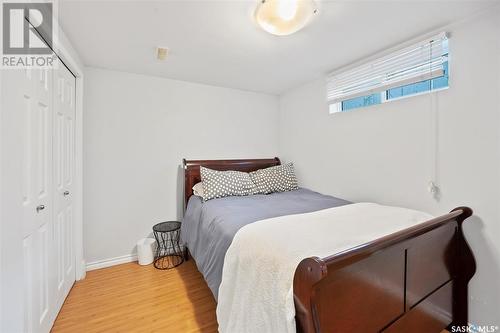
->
[182,158,476,333]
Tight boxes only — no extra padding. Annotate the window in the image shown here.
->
[327,33,449,113]
[341,93,381,111]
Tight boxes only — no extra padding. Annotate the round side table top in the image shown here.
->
[152,221,181,233]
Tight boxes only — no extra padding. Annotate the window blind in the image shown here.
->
[326,32,449,105]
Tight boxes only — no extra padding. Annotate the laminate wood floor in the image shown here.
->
[51,260,217,333]
[52,260,451,333]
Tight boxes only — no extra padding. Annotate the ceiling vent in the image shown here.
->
[156,47,168,60]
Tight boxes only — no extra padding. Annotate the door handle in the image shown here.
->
[36,205,45,213]
[63,191,70,196]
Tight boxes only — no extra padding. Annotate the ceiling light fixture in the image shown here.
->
[254,0,318,36]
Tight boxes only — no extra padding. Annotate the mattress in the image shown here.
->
[180,188,350,299]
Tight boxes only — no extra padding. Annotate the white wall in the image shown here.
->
[84,68,279,265]
[278,9,500,326]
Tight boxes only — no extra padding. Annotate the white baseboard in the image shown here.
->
[86,253,138,271]
[77,259,87,280]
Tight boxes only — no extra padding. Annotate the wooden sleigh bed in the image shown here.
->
[182,157,476,333]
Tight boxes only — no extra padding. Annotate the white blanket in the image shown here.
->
[216,203,433,333]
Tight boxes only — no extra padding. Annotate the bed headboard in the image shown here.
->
[182,157,281,207]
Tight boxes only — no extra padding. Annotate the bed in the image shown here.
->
[181,157,476,333]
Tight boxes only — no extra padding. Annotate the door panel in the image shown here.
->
[23,236,34,333]
[37,223,50,326]
[22,93,33,206]
[65,116,74,186]
[20,65,54,333]
[56,211,64,292]
[16,57,76,332]
[53,60,76,312]
[55,112,63,191]
[65,207,73,276]
[36,103,49,199]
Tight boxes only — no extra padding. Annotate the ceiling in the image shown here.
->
[59,0,498,95]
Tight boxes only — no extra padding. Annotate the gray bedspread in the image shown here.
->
[181,188,350,300]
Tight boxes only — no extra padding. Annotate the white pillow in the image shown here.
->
[192,182,205,197]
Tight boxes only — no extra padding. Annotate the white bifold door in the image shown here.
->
[52,60,77,314]
[17,58,76,333]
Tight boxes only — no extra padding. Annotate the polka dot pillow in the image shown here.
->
[249,162,299,194]
[200,166,257,201]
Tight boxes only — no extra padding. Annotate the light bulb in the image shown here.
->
[277,0,298,21]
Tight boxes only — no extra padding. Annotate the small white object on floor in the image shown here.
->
[137,238,156,265]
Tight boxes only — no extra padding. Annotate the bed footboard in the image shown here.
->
[293,207,475,333]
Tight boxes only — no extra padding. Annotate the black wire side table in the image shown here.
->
[152,221,184,270]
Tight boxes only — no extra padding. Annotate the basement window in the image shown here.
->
[327,33,449,114]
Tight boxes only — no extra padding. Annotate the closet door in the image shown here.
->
[17,59,76,333]
[53,60,77,311]
[21,66,54,333]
